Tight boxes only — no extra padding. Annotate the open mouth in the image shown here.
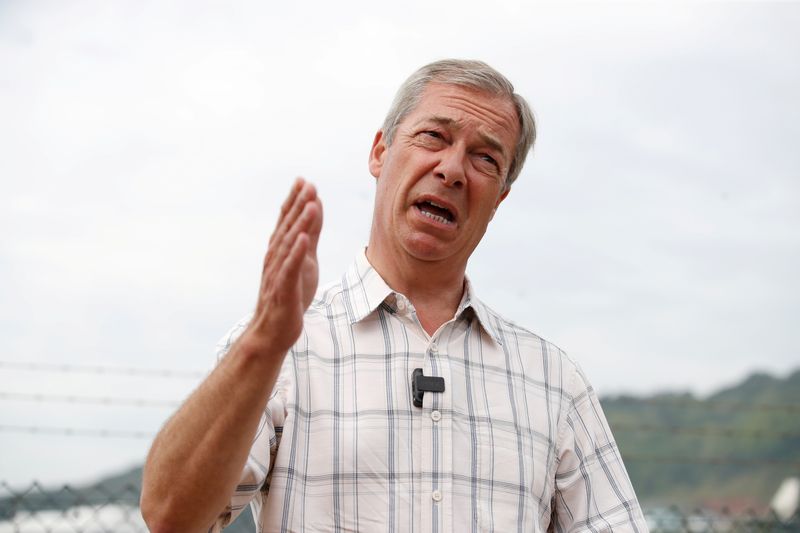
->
[415,200,455,225]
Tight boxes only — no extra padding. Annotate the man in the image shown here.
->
[141,59,647,532]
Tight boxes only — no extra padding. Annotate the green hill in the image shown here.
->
[602,369,800,508]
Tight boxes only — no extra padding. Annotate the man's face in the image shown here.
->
[368,83,519,267]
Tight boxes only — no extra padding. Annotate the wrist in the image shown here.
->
[230,328,289,370]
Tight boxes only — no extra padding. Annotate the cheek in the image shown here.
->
[376,178,405,215]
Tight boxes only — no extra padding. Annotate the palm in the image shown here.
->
[247,179,323,355]
[300,254,318,309]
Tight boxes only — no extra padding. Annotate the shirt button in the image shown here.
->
[430,342,438,354]
[431,410,441,422]
[432,490,442,502]
[396,299,406,312]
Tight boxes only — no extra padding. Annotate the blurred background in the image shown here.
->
[1,1,798,531]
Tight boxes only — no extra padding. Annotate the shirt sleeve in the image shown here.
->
[551,363,649,533]
[206,317,291,532]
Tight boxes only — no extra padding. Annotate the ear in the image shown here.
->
[489,187,510,221]
[368,130,387,179]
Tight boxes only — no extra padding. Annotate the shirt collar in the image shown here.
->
[456,277,505,346]
[341,250,504,346]
[341,249,395,324]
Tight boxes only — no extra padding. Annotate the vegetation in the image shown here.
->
[603,369,800,508]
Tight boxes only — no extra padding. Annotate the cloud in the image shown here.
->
[1,1,798,485]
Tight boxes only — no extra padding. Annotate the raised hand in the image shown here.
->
[244,178,323,356]
[141,178,323,533]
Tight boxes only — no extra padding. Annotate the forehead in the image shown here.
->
[405,83,519,155]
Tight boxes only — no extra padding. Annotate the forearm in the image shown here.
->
[141,178,322,533]
[141,333,285,533]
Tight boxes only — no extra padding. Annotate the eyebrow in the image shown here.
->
[416,115,508,161]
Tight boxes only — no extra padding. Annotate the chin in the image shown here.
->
[402,235,458,263]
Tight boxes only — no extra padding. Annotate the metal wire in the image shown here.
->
[0,392,180,408]
[603,395,800,414]
[623,454,800,467]
[609,421,800,439]
[0,425,154,439]
[0,360,205,379]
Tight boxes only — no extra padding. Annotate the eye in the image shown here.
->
[475,153,500,174]
[480,154,498,167]
[414,130,447,149]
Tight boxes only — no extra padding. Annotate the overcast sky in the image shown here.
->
[1,1,798,487]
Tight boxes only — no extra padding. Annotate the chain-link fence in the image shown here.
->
[0,480,256,533]
[643,505,799,532]
[1,480,798,532]
[0,481,145,533]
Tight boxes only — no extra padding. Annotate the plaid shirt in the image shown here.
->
[212,252,647,533]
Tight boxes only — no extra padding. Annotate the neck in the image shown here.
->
[366,242,466,336]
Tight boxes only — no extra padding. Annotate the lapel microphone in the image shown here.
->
[411,368,445,408]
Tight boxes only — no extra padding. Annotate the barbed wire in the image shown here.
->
[0,425,154,439]
[0,392,180,408]
[2,391,797,440]
[2,420,799,464]
[0,360,205,379]
[603,395,800,413]
[623,454,800,467]
[609,422,800,439]
[1,393,797,440]
[4,361,799,413]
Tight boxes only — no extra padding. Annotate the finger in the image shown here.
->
[277,178,304,227]
[261,189,309,286]
[304,197,324,253]
[260,180,317,297]
[257,218,309,313]
[275,232,310,301]
[269,181,317,247]
[275,185,317,254]
[268,201,317,274]
[269,179,304,246]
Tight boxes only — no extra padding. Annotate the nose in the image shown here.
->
[433,147,466,189]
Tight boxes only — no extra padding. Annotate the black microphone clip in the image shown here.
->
[411,368,445,408]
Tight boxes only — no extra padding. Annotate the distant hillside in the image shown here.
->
[602,369,800,508]
[2,368,797,527]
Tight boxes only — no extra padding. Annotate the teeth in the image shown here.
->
[419,199,454,222]
[419,208,453,225]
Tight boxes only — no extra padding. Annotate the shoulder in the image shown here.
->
[476,298,569,357]
[474,297,585,394]
[311,275,347,309]
[304,276,350,323]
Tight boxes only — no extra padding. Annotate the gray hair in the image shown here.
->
[381,59,536,191]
